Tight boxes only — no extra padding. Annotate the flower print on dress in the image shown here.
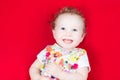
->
[71,63,78,69]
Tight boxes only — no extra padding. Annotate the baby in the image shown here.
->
[29,7,91,80]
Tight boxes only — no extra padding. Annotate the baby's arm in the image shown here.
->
[57,67,88,80]
[29,59,50,80]
[45,63,89,80]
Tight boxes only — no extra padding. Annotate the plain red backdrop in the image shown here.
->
[0,0,120,80]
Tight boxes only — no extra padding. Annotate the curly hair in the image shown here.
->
[51,6,86,33]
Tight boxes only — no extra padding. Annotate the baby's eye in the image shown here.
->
[61,27,65,30]
[72,29,78,31]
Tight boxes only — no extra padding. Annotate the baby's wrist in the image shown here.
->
[54,69,63,79]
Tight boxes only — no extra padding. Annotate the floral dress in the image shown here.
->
[37,43,90,80]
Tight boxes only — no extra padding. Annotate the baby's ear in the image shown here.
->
[52,29,56,39]
[82,33,86,38]
[80,33,86,42]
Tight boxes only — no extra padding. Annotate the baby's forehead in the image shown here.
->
[55,13,84,25]
[55,13,84,22]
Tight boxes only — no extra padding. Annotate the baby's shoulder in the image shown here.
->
[44,44,58,53]
[75,48,87,55]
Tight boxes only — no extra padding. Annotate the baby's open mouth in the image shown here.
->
[63,39,73,44]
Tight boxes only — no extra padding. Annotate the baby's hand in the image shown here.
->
[41,76,51,80]
[45,63,62,77]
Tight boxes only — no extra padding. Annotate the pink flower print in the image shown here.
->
[46,52,50,58]
[71,63,78,69]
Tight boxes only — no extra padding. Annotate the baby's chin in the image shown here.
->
[61,43,77,50]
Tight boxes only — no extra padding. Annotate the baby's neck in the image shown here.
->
[55,43,75,53]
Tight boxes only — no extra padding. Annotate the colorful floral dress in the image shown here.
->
[37,43,90,80]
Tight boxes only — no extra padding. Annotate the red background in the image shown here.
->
[0,0,120,80]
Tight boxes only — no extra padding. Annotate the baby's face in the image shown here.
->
[52,13,85,50]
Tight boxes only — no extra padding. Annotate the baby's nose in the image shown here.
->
[65,31,72,37]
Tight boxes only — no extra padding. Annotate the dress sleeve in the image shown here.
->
[78,50,91,72]
[37,47,47,63]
